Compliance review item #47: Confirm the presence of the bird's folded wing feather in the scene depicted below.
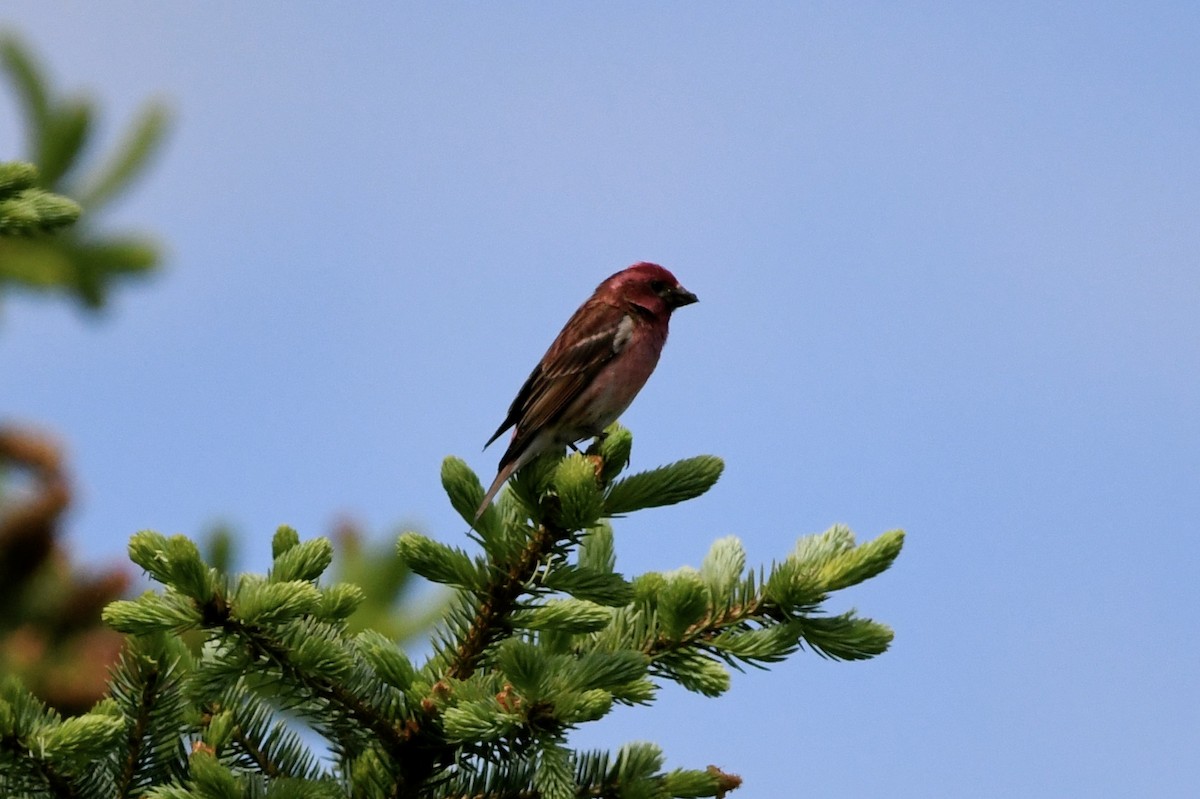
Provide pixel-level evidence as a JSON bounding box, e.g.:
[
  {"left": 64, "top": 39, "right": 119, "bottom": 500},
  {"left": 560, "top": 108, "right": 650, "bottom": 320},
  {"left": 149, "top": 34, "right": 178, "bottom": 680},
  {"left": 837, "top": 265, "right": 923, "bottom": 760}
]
[{"left": 486, "top": 298, "right": 625, "bottom": 455}]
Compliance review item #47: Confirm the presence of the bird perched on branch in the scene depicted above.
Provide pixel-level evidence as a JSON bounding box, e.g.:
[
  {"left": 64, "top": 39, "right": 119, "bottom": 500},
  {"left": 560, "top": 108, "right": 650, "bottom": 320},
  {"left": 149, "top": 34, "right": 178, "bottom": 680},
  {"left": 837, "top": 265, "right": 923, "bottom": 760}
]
[{"left": 476, "top": 262, "right": 698, "bottom": 521}]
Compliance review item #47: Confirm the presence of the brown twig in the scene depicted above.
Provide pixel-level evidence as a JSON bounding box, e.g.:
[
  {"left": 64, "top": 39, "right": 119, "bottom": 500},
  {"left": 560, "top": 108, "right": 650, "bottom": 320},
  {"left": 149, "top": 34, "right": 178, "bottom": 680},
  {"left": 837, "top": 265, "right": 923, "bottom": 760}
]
[
  {"left": 446, "top": 519, "right": 568, "bottom": 682},
  {"left": 0, "top": 424, "right": 131, "bottom": 713},
  {"left": 0, "top": 425, "right": 70, "bottom": 597}
]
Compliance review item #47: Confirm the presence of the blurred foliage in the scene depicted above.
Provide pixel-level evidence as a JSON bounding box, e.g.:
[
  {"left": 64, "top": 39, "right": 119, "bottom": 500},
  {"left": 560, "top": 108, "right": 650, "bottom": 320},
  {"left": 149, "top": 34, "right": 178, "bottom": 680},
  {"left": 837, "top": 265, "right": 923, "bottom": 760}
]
[
  {"left": 0, "top": 32, "right": 169, "bottom": 309},
  {"left": 0, "top": 31, "right": 172, "bottom": 716},
  {"left": 0, "top": 426, "right": 130, "bottom": 716}
]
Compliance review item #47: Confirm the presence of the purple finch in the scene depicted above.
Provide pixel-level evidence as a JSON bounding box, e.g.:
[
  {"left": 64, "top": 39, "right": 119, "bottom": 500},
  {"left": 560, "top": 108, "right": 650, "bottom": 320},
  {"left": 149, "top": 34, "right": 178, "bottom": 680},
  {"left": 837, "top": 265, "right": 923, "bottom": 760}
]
[{"left": 476, "top": 262, "right": 698, "bottom": 521}]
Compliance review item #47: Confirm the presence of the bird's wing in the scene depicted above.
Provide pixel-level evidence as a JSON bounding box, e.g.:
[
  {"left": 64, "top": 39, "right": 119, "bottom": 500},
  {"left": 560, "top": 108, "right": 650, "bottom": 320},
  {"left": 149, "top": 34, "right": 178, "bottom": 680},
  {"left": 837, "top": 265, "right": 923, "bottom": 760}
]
[{"left": 485, "top": 297, "right": 626, "bottom": 456}]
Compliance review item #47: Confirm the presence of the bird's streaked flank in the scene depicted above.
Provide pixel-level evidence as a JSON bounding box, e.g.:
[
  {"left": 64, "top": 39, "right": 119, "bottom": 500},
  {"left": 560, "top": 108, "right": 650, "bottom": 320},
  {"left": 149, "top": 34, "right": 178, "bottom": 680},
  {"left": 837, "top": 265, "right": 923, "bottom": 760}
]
[{"left": 476, "top": 262, "right": 698, "bottom": 520}]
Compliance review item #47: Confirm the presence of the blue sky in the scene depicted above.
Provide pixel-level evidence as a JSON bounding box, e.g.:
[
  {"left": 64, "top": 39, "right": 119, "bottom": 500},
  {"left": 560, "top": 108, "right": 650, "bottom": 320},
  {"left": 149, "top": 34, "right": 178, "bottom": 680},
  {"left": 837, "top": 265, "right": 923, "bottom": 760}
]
[{"left": 2, "top": 3, "right": 1198, "bottom": 796}]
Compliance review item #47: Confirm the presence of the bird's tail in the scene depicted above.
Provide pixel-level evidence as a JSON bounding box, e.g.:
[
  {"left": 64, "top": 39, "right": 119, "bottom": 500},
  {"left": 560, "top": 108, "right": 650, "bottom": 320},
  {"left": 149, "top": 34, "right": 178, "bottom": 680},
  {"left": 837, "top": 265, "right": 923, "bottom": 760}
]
[{"left": 474, "top": 458, "right": 521, "bottom": 523}]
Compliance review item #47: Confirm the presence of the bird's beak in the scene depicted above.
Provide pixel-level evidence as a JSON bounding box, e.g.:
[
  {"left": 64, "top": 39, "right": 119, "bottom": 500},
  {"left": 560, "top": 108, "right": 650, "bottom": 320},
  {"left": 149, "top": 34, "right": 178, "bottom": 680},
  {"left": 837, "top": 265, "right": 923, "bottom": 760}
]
[{"left": 668, "top": 286, "right": 699, "bottom": 308}]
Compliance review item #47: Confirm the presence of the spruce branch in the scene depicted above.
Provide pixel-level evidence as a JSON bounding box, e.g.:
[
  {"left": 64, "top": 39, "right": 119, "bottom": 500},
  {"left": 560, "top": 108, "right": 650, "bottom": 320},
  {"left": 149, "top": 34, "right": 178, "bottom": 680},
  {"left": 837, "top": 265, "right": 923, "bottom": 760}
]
[
  {"left": 445, "top": 517, "right": 570, "bottom": 682},
  {"left": 106, "top": 531, "right": 437, "bottom": 795},
  {"left": 631, "top": 529, "right": 905, "bottom": 690},
  {"left": 115, "top": 671, "right": 158, "bottom": 792},
  {"left": 220, "top": 618, "right": 401, "bottom": 746},
  {"left": 0, "top": 732, "right": 81, "bottom": 799},
  {"left": 107, "top": 636, "right": 191, "bottom": 795},
  {"left": 196, "top": 672, "right": 329, "bottom": 785},
  {"left": 50, "top": 423, "right": 902, "bottom": 797},
  {"left": 204, "top": 608, "right": 436, "bottom": 794},
  {"left": 388, "top": 424, "right": 902, "bottom": 796},
  {"left": 0, "top": 676, "right": 125, "bottom": 798}
]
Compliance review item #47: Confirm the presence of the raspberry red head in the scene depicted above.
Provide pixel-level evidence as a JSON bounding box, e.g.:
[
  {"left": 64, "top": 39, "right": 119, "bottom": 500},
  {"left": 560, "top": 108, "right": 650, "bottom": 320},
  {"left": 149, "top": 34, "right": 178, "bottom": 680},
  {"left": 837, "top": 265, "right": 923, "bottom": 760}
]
[{"left": 600, "top": 262, "right": 699, "bottom": 317}]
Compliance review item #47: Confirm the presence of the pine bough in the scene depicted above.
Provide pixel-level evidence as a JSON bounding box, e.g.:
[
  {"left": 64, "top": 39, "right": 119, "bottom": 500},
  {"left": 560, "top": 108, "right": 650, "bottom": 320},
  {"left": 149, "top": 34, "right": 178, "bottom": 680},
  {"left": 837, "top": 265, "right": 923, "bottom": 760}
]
[{"left": 0, "top": 424, "right": 904, "bottom": 798}]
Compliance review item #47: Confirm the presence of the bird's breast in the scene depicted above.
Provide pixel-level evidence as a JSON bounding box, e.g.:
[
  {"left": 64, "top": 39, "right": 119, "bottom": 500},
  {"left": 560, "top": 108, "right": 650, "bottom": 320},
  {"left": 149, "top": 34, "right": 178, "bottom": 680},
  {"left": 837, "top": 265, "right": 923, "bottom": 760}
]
[{"left": 556, "top": 319, "right": 666, "bottom": 441}]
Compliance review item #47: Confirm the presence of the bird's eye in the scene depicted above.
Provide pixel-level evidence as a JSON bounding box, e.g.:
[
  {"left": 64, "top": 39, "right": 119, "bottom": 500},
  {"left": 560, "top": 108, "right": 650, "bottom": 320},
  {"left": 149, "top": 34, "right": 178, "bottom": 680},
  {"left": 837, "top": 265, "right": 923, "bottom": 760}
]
[{"left": 649, "top": 279, "right": 668, "bottom": 293}]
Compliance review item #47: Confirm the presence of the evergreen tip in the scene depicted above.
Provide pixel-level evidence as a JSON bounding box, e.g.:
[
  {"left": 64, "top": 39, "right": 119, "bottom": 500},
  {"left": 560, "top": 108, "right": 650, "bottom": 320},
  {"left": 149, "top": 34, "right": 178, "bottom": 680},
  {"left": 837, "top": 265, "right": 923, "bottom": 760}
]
[
  {"left": 552, "top": 453, "right": 604, "bottom": 529},
  {"left": 269, "top": 536, "right": 334, "bottom": 583},
  {"left": 0, "top": 161, "right": 38, "bottom": 194},
  {"left": 604, "top": 455, "right": 724, "bottom": 516},
  {"left": 127, "top": 530, "right": 215, "bottom": 601},
  {"left": 593, "top": 423, "right": 633, "bottom": 484},
  {"left": 658, "top": 569, "right": 710, "bottom": 640},
  {"left": 272, "top": 525, "right": 301, "bottom": 558},
  {"left": 396, "top": 531, "right": 481, "bottom": 590},
  {"left": 441, "top": 455, "right": 487, "bottom": 526}
]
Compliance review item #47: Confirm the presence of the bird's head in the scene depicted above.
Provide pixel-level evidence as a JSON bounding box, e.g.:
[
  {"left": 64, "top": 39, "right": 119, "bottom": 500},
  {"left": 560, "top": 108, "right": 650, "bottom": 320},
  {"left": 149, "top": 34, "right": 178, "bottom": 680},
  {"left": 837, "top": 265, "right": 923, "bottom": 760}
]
[{"left": 605, "top": 262, "right": 698, "bottom": 316}]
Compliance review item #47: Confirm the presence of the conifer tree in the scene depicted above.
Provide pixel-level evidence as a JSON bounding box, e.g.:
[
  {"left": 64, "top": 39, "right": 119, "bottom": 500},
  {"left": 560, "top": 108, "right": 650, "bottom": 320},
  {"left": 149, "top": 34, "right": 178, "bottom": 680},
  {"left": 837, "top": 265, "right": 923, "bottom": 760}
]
[{"left": 0, "top": 425, "right": 904, "bottom": 798}]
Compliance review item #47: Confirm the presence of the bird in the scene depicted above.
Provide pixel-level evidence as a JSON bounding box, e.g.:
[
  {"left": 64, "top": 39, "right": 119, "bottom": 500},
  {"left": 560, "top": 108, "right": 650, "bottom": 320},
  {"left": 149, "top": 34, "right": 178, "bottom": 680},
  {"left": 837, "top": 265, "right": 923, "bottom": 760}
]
[{"left": 475, "top": 262, "right": 698, "bottom": 521}]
